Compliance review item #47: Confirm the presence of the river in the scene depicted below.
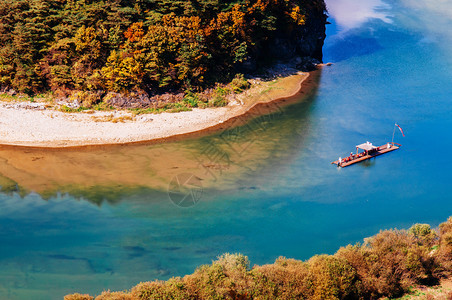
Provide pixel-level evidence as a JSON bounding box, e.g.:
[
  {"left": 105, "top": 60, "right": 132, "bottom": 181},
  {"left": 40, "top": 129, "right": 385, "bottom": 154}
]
[{"left": 0, "top": 0, "right": 451, "bottom": 298}]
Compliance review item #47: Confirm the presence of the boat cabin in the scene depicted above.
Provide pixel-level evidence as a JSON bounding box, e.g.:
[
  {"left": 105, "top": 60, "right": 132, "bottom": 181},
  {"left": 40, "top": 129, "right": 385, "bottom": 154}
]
[{"left": 356, "top": 141, "right": 377, "bottom": 155}]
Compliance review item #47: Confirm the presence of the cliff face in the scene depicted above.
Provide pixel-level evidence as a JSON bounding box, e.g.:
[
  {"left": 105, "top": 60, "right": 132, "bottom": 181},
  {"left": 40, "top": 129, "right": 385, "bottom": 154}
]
[
  {"left": 294, "top": 1, "right": 328, "bottom": 62},
  {"left": 241, "top": 0, "right": 327, "bottom": 72}
]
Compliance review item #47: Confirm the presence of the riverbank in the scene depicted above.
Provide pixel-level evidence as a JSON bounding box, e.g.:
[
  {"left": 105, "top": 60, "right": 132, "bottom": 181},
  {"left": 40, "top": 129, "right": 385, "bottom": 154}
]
[{"left": 0, "top": 70, "right": 317, "bottom": 148}]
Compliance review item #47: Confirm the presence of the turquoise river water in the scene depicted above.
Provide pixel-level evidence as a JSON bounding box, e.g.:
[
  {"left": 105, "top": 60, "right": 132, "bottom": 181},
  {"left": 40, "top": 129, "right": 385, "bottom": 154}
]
[{"left": 0, "top": 0, "right": 451, "bottom": 298}]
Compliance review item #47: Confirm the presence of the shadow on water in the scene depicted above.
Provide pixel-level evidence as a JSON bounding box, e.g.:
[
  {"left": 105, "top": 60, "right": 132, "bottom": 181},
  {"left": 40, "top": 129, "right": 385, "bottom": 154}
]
[
  {"left": 0, "top": 70, "right": 322, "bottom": 205},
  {"left": 358, "top": 158, "right": 376, "bottom": 168},
  {"left": 326, "top": 33, "right": 383, "bottom": 62}
]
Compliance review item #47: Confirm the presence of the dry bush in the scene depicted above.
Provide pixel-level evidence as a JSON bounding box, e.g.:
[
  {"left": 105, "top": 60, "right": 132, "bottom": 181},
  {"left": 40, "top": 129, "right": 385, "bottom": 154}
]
[
  {"left": 130, "top": 281, "right": 168, "bottom": 299},
  {"left": 251, "top": 255, "right": 358, "bottom": 300},
  {"left": 75, "top": 91, "right": 102, "bottom": 108},
  {"left": 230, "top": 74, "right": 250, "bottom": 94},
  {"left": 184, "top": 264, "right": 228, "bottom": 299},
  {"left": 64, "top": 293, "right": 94, "bottom": 300},
  {"left": 337, "top": 229, "right": 439, "bottom": 299},
  {"left": 409, "top": 223, "right": 438, "bottom": 247},
  {"left": 129, "top": 278, "right": 192, "bottom": 299},
  {"left": 54, "top": 88, "right": 70, "bottom": 99},
  {"left": 251, "top": 257, "right": 309, "bottom": 299},
  {"left": 183, "top": 253, "right": 251, "bottom": 300},
  {"left": 336, "top": 244, "right": 376, "bottom": 298},
  {"left": 162, "top": 277, "right": 192, "bottom": 300},
  {"left": 305, "top": 255, "right": 358, "bottom": 300},
  {"left": 368, "top": 230, "right": 436, "bottom": 289},
  {"left": 95, "top": 290, "right": 132, "bottom": 300},
  {"left": 438, "top": 217, "right": 452, "bottom": 273}
]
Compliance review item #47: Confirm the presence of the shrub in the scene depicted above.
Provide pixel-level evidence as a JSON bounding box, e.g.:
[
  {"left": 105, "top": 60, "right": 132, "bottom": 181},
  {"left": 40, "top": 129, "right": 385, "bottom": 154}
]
[
  {"left": 64, "top": 294, "right": 93, "bottom": 300},
  {"left": 230, "top": 74, "right": 250, "bottom": 94},
  {"left": 130, "top": 281, "right": 169, "bottom": 299},
  {"left": 206, "top": 86, "right": 229, "bottom": 107},
  {"left": 184, "top": 263, "right": 228, "bottom": 299},
  {"left": 409, "top": 223, "right": 437, "bottom": 247},
  {"left": 95, "top": 291, "right": 132, "bottom": 300},
  {"left": 211, "top": 95, "right": 228, "bottom": 107},
  {"left": 337, "top": 229, "right": 439, "bottom": 299},
  {"left": 305, "top": 255, "right": 358, "bottom": 300},
  {"left": 215, "top": 86, "right": 229, "bottom": 97},
  {"left": 183, "top": 90, "right": 199, "bottom": 108},
  {"left": 211, "top": 95, "right": 226, "bottom": 107},
  {"left": 183, "top": 253, "right": 250, "bottom": 299},
  {"left": 216, "top": 253, "right": 250, "bottom": 272},
  {"left": 129, "top": 278, "right": 191, "bottom": 300},
  {"left": 163, "top": 277, "right": 192, "bottom": 300},
  {"left": 75, "top": 91, "right": 102, "bottom": 108},
  {"left": 335, "top": 245, "right": 370, "bottom": 297},
  {"left": 438, "top": 217, "right": 452, "bottom": 272},
  {"left": 251, "top": 257, "right": 309, "bottom": 299}
]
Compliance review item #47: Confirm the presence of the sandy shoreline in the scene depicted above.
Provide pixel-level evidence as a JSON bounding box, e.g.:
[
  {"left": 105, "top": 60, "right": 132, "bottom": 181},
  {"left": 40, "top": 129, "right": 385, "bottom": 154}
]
[{"left": 0, "top": 71, "right": 314, "bottom": 148}]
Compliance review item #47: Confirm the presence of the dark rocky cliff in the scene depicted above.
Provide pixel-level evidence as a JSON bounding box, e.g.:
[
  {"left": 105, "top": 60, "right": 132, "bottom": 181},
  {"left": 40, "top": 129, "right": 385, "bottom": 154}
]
[{"left": 240, "top": 0, "right": 327, "bottom": 72}]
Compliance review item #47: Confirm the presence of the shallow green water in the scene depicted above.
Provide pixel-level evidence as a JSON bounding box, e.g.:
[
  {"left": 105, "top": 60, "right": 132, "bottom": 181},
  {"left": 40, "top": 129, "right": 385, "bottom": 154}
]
[{"left": 1, "top": 0, "right": 452, "bottom": 298}]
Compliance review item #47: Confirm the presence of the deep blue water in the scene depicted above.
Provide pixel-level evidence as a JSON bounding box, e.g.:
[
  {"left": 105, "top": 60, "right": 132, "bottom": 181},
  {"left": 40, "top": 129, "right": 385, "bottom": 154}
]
[{"left": 1, "top": 0, "right": 452, "bottom": 298}]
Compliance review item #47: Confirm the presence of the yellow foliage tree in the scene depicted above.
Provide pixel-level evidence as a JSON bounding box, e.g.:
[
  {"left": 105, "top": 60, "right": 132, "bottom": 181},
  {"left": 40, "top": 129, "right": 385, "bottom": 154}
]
[{"left": 102, "top": 50, "right": 144, "bottom": 92}]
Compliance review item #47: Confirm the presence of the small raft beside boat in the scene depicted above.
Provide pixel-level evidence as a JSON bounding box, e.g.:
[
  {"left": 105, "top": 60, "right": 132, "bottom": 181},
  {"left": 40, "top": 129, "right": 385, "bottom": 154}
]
[{"left": 331, "top": 142, "right": 401, "bottom": 168}]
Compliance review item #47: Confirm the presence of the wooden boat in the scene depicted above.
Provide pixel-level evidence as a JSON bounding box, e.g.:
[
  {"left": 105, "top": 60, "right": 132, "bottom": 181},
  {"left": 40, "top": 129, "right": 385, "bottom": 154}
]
[{"left": 331, "top": 142, "right": 401, "bottom": 168}]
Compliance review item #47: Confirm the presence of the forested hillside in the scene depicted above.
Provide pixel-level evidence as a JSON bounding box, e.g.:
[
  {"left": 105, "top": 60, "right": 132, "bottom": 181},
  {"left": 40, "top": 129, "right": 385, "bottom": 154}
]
[{"left": 0, "top": 0, "right": 326, "bottom": 103}]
